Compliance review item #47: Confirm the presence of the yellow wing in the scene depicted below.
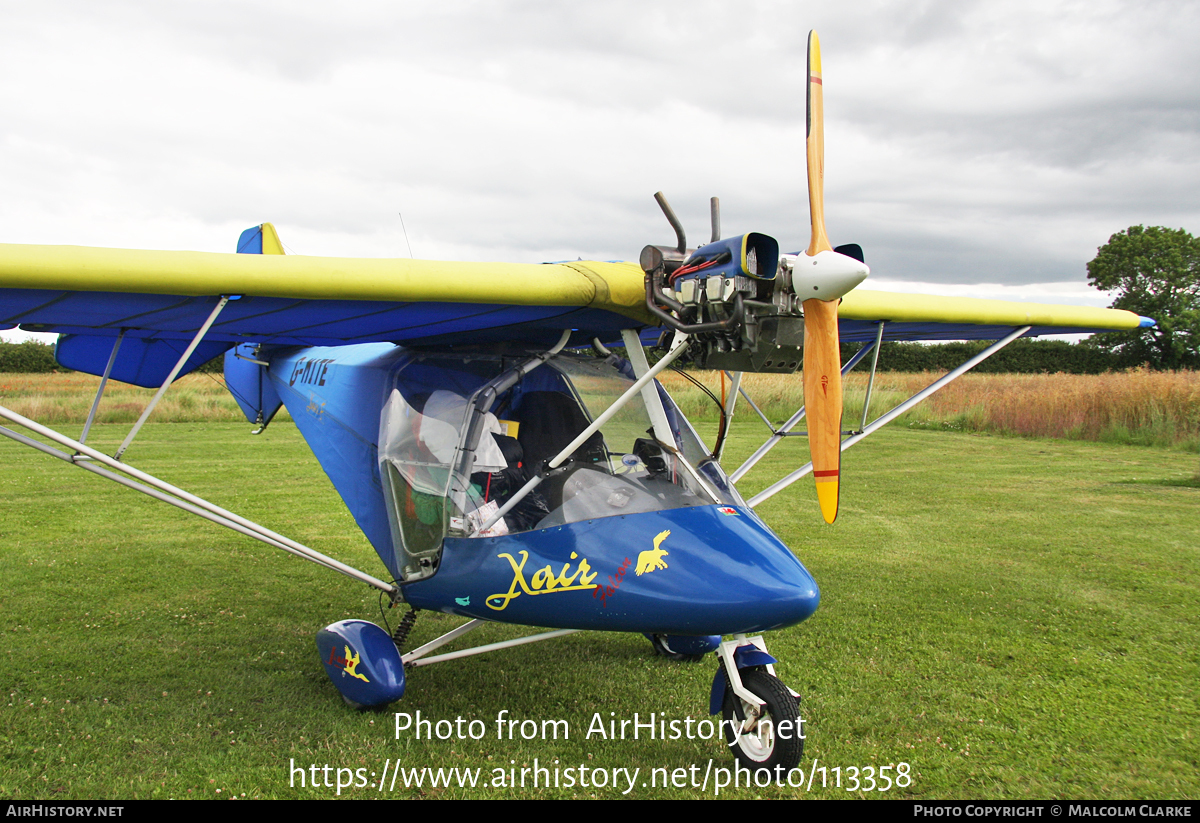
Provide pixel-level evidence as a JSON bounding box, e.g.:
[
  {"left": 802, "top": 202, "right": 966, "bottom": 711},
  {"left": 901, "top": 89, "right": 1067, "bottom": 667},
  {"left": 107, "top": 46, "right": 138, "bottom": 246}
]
[{"left": 838, "top": 289, "right": 1149, "bottom": 336}]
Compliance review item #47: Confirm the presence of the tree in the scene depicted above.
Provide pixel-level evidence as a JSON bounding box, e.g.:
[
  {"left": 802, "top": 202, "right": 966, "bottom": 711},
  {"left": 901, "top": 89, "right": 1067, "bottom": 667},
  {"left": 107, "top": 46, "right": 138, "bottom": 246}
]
[{"left": 1085, "top": 225, "right": 1200, "bottom": 369}]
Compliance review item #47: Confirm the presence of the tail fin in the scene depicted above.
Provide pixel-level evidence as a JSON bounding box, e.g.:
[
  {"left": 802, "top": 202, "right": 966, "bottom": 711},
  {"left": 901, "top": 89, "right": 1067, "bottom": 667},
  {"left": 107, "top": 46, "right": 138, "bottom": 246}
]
[
  {"left": 235, "top": 222, "right": 285, "bottom": 255},
  {"left": 226, "top": 223, "right": 284, "bottom": 431}
]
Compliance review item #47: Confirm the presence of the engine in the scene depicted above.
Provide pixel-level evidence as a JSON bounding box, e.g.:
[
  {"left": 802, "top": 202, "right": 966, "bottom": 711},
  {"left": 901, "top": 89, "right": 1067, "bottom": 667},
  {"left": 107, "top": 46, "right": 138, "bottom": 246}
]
[{"left": 640, "top": 193, "right": 869, "bottom": 373}]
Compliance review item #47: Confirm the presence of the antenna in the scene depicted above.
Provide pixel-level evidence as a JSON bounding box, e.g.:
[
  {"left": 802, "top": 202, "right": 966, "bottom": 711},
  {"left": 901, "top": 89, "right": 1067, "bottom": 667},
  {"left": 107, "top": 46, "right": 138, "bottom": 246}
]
[{"left": 398, "top": 212, "right": 414, "bottom": 259}]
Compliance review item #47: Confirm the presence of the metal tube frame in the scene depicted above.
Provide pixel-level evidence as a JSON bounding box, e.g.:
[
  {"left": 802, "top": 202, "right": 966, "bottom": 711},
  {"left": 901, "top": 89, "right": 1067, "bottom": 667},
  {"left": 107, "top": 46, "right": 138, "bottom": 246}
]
[
  {"left": 478, "top": 335, "right": 691, "bottom": 532},
  {"left": 547, "top": 335, "right": 689, "bottom": 471},
  {"left": 745, "top": 326, "right": 1031, "bottom": 507},
  {"left": 402, "top": 619, "right": 579, "bottom": 667},
  {"left": 736, "top": 383, "right": 777, "bottom": 433},
  {"left": 115, "top": 297, "right": 230, "bottom": 461},
  {"left": 715, "top": 370, "right": 742, "bottom": 462},
  {"left": 1, "top": 425, "right": 354, "bottom": 579},
  {"left": 79, "top": 329, "right": 126, "bottom": 447},
  {"left": 446, "top": 330, "right": 572, "bottom": 516},
  {"left": 857, "top": 322, "right": 886, "bottom": 433},
  {"left": 730, "top": 339, "right": 878, "bottom": 483},
  {"left": 621, "top": 328, "right": 674, "bottom": 446},
  {"left": 0, "top": 403, "right": 398, "bottom": 596}
]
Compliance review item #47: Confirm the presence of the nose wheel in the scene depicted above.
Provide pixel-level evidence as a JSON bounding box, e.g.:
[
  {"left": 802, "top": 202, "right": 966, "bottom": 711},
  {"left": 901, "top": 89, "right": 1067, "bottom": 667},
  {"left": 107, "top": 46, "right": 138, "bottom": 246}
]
[{"left": 722, "top": 668, "right": 803, "bottom": 775}]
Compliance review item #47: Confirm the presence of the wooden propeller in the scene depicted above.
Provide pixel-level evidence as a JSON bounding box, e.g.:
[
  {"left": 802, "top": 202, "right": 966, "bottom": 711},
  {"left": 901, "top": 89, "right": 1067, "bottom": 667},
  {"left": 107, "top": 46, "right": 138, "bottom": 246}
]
[{"left": 803, "top": 30, "right": 843, "bottom": 524}]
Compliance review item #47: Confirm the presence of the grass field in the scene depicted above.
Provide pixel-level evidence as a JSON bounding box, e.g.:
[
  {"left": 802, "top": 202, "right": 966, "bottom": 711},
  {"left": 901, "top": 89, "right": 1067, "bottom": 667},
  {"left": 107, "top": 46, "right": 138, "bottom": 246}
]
[{"left": 1, "top": 413, "right": 1196, "bottom": 799}]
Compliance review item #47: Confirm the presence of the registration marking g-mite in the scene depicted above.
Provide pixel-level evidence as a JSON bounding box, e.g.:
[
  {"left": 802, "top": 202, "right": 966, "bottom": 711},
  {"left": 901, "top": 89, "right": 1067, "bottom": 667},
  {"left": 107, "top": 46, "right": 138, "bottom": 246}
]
[{"left": 289, "top": 357, "right": 335, "bottom": 387}]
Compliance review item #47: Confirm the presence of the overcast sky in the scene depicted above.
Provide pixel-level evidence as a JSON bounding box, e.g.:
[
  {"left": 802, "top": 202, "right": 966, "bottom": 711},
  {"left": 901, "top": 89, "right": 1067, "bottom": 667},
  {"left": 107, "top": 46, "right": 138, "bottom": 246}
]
[{"left": 3, "top": 0, "right": 1198, "bottom": 342}]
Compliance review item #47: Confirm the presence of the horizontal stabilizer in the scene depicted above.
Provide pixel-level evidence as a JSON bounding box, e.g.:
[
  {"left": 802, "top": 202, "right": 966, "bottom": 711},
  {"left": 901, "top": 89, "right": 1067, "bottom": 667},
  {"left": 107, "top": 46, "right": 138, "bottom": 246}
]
[{"left": 55, "top": 333, "right": 231, "bottom": 388}]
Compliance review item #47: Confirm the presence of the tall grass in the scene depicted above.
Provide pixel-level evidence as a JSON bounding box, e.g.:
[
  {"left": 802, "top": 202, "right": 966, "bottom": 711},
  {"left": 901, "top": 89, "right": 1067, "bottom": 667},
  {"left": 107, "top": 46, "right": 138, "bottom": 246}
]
[
  {"left": 0, "top": 372, "right": 286, "bottom": 426},
  {"left": 2, "top": 369, "right": 1196, "bottom": 451},
  {"left": 660, "top": 368, "right": 1200, "bottom": 452},
  {"left": 895, "top": 369, "right": 1200, "bottom": 449}
]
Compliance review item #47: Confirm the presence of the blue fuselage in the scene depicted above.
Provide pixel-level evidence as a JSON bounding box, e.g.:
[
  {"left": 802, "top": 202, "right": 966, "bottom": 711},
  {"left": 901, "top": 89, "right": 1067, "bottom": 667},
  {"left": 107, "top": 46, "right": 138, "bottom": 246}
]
[{"left": 263, "top": 344, "right": 819, "bottom": 636}]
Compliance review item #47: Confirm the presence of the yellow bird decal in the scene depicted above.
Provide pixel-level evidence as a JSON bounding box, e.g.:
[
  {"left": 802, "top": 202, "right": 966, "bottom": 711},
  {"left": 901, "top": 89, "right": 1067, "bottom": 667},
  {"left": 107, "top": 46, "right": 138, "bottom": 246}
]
[
  {"left": 636, "top": 530, "right": 671, "bottom": 576},
  {"left": 342, "top": 645, "right": 370, "bottom": 682}
]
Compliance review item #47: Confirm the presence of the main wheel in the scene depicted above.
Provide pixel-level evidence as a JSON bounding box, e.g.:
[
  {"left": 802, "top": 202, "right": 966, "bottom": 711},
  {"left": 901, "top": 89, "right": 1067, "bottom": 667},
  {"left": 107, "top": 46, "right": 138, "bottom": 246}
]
[{"left": 721, "top": 668, "right": 803, "bottom": 776}]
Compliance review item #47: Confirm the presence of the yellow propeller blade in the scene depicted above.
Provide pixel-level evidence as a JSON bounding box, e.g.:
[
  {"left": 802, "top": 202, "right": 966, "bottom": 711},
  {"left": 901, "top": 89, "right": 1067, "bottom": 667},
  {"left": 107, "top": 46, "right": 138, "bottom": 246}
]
[
  {"left": 803, "top": 30, "right": 843, "bottom": 524},
  {"left": 803, "top": 297, "right": 841, "bottom": 523},
  {"left": 806, "top": 31, "right": 831, "bottom": 259}
]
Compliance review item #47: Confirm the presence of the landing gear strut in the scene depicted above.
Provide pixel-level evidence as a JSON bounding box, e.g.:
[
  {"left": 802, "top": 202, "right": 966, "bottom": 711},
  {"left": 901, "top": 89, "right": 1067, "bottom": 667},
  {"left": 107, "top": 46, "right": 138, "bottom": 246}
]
[
  {"left": 722, "top": 668, "right": 803, "bottom": 775},
  {"left": 712, "top": 635, "right": 804, "bottom": 776}
]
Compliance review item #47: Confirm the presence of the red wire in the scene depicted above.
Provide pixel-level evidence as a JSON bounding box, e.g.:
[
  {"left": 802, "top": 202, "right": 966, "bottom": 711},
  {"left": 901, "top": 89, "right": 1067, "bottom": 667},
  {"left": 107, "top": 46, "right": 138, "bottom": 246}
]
[{"left": 669, "top": 257, "right": 719, "bottom": 284}]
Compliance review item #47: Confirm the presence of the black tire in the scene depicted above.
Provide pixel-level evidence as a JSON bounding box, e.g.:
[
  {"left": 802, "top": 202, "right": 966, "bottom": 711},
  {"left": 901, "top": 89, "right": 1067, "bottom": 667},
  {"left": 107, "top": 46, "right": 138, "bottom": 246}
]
[
  {"left": 646, "top": 633, "right": 707, "bottom": 663},
  {"left": 721, "top": 668, "right": 803, "bottom": 776}
]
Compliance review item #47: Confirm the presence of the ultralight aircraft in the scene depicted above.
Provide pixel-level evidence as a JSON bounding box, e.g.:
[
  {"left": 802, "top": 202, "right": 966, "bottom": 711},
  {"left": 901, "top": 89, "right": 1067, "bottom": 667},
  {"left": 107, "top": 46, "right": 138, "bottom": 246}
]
[{"left": 0, "top": 33, "right": 1152, "bottom": 775}]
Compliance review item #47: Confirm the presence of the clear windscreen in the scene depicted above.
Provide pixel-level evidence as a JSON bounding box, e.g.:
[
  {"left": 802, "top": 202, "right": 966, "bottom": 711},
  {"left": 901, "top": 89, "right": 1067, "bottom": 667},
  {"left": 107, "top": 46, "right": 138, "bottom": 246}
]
[
  {"left": 377, "top": 350, "right": 742, "bottom": 568},
  {"left": 487, "top": 355, "right": 740, "bottom": 533}
]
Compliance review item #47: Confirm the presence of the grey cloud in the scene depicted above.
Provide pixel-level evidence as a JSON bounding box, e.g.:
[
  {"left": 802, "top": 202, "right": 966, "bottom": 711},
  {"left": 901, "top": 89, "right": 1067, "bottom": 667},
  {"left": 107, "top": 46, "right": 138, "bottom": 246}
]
[{"left": 1, "top": 0, "right": 1197, "bottom": 295}]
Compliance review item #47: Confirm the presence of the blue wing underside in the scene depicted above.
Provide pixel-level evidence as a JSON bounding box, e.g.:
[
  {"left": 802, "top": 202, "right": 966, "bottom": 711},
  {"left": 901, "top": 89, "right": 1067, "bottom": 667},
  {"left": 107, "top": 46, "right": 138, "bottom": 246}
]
[
  {"left": 2, "top": 285, "right": 1129, "bottom": 389},
  {"left": 4, "top": 288, "right": 1122, "bottom": 348},
  {"left": 2, "top": 288, "right": 638, "bottom": 386},
  {"left": 2, "top": 289, "right": 631, "bottom": 347}
]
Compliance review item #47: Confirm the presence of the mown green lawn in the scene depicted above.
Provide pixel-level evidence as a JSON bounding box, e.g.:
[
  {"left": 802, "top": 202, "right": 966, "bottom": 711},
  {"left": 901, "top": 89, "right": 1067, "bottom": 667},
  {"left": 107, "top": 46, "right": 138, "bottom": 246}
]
[{"left": 0, "top": 422, "right": 1196, "bottom": 799}]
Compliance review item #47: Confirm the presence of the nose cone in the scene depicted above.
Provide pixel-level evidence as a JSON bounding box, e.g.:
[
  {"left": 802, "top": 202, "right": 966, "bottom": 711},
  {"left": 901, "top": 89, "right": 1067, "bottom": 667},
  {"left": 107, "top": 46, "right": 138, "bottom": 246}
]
[
  {"left": 625, "top": 505, "right": 819, "bottom": 635},
  {"left": 408, "top": 505, "right": 819, "bottom": 636},
  {"left": 790, "top": 249, "right": 869, "bottom": 301}
]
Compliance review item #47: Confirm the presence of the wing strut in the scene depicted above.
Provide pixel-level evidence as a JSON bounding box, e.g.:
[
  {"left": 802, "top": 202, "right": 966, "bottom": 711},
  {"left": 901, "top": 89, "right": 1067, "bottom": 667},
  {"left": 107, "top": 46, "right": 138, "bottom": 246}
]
[
  {"left": 857, "top": 321, "right": 886, "bottom": 433},
  {"left": 114, "top": 296, "right": 231, "bottom": 461},
  {"left": 0, "top": 403, "right": 398, "bottom": 597},
  {"left": 621, "top": 328, "right": 676, "bottom": 446},
  {"left": 745, "top": 326, "right": 1031, "bottom": 507},
  {"left": 78, "top": 329, "right": 126, "bottom": 447},
  {"left": 730, "top": 337, "right": 881, "bottom": 483}
]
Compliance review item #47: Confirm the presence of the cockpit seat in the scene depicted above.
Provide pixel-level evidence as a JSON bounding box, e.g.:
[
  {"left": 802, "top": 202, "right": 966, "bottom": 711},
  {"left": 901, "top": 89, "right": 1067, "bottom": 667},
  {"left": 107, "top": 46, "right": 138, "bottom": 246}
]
[
  {"left": 510, "top": 391, "right": 606, "bottom": 469},
  {"left": 509, "top": 390, "right": 608, "bottom": 510}
]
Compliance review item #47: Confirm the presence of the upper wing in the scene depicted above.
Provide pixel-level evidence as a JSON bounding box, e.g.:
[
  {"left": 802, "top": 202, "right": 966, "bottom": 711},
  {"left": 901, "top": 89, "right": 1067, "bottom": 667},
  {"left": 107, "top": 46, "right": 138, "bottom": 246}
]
[
  {"left": 837, "top": 288, "right": 1152, "bottom": 341},
  {"left": 0, "top": 240, "right": 1148, "bottom": 344},
  {"left": 0, "top": 241, "right": 651, "bottom": 349},
  {"left": 0, "top": 233, "right": 1151, "bottom": 386}
]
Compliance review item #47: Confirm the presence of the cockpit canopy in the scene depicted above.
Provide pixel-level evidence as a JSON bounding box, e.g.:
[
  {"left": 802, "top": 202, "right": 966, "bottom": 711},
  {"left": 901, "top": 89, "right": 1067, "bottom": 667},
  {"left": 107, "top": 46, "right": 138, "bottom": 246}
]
[{"left": 378, "top": 350, "right": 743, "bottom": 580}]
